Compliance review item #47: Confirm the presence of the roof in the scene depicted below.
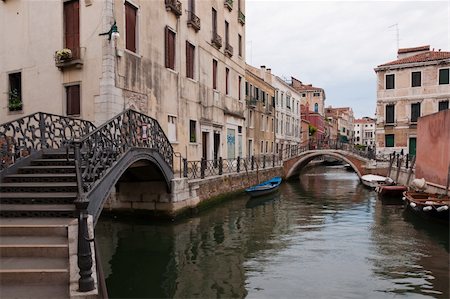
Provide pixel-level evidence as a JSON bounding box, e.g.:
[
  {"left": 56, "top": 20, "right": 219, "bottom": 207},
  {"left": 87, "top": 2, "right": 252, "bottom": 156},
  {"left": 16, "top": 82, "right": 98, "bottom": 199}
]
[
  {"left": 354, "top": 118, "right": 375, "bottom": 124},
  {"left": 397, "top": 45, "right": 430, "bottom": 54},
  {"left": 378, "top": 50, "right": 450, "bottom": 67},
  {"left": 292, "top": 84, "right": 324, "bottom": 92}
]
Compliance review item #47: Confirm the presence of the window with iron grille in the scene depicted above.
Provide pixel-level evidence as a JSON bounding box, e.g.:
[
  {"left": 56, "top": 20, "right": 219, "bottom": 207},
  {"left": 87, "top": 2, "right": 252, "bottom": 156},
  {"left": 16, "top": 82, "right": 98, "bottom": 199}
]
[
  {"left": 386, "top": 74, "right": 395, "bottom": 89},
  {"left": 438, "top": 100, "right": 449, "bottom": 111}
]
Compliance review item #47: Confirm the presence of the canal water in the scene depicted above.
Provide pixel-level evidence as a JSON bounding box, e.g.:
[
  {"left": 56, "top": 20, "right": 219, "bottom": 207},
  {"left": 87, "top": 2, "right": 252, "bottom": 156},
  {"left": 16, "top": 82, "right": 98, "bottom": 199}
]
[{"left": 96, "top": 166, "right": 449, "bottom": 298}]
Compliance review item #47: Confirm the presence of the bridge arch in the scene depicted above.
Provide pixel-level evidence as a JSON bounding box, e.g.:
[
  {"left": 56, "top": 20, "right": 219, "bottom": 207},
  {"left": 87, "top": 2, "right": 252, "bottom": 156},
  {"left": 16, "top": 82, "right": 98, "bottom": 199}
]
[
  {"left": 284, "top": 150, "right": 367, "bottom": 180},
  {"left": 86, "top": 148, "right": 174, "bottom": 223}
]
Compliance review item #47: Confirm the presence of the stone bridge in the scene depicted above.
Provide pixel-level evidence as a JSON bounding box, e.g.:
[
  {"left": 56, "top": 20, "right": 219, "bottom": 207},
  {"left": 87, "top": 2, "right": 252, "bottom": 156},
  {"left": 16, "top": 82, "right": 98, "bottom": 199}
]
[{"left": 283, "top": 149, "right": 372, "bottom": 179}]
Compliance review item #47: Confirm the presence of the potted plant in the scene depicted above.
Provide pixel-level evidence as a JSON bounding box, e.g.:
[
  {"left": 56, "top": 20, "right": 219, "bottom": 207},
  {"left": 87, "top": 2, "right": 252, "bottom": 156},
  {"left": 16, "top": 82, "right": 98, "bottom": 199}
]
[
  {"left": 55, "top": 48, "right": 73, "bottom": 63},
  {"left": 8, "top": 88, "right": 22, "bottom": 111}
]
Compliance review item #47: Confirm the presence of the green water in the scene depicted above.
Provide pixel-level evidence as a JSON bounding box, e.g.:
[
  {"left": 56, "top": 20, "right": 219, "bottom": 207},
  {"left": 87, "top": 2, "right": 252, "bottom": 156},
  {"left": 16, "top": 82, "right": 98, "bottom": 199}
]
[{"left": 96, "top": 166, "right": 449, "bottom": 298}]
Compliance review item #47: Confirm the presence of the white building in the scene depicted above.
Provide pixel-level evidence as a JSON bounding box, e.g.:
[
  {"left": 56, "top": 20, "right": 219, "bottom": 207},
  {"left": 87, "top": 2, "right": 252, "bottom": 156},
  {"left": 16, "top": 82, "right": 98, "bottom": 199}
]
[{"left": 354, "top": 117, "right": 376, "bottom": 147}]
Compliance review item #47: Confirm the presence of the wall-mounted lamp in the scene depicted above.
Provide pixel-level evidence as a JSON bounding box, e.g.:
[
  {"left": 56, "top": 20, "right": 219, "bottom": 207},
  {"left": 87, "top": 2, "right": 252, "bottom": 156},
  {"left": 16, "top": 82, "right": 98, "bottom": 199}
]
[{"left": 99, "top": 21, "right": 119, "bottom": 41}]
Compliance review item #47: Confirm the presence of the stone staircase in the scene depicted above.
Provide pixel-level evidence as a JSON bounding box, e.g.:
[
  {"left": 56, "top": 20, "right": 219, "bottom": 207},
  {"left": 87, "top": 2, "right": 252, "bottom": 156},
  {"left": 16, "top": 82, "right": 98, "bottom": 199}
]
[{"left": 0, "top": 150, "right": 84, "bottom": 298}]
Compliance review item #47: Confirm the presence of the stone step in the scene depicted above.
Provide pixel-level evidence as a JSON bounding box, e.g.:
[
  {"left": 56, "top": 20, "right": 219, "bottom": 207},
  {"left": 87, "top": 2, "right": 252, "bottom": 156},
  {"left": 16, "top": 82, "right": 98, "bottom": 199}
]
[
  {"left": 42, "top": 152, "right": 75, "bottom": 160},
  {"left": 0, "top": 182, "right": 78, "bottom": 193},
  {"left": 0, "top": 204, "right": 77, "bottom": 218},
  {"left": 0, "top": 218, "right": 74, "bottom": 236},
  {"left": 3, "top": 173, "right": 77, "bottom": 183},
  {"left": 30, "top": 158, "right": 75, "bottom": 167},
  {"left": 18, "top": 165, "right": 78, "bottom": 174},
  {"left": 0, "top": 257, "right": 68, "bottom": 284},
  {"left": 0, "top": 235, "right": 68, "bottom": 257},
  {"left": 0, "top": 282, "right": 69, "bottom": 299},
  {"left": 0, "top": 192, "right": 77, "bottom": 205}
]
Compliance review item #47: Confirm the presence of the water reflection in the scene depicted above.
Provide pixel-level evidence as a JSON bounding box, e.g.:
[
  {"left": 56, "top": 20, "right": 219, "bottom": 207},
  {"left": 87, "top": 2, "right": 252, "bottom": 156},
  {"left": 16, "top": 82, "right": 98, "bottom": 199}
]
[{"left": 96, "top": 166, "right": 449, "bottom": 298}]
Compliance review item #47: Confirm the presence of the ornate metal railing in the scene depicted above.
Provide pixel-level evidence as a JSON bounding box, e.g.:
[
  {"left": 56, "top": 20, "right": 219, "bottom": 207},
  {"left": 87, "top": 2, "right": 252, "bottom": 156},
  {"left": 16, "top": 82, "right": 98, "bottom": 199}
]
[
  {"left": 73, "top": 109, "right": 173, "bottom": 192},
  {"left": 0, "top": 112, "right": 95, "bottom": 171},
  {"left": 184, "top": 155, "right": 282, "bottom": 180},
  {"left": 187, "top": 11, "right": 201, "bottom": 31},
  {"left": 165, "top": 0, "right": 182, "bottom": 16}
]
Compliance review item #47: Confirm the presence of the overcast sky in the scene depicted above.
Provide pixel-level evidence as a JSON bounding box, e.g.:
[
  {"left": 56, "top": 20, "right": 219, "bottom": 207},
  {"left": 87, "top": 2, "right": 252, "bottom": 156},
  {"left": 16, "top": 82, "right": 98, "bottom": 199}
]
[{"left": 245, "top": 0, "right": 450, "bottom": 118}]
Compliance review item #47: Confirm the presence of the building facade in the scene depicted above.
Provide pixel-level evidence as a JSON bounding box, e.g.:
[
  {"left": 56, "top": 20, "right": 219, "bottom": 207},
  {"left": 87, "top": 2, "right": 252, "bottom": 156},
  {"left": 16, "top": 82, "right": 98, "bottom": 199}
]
[
  {"left": 354, "top": 117, "right": 376, "bottom": 147},
  {"left": 1, "top": 0, "right": 247, "bottom": 163},
  {"left": 374, "top": 45, "right": 450, "bottom": 156},
  {"left": 245, "top": 64, "right": 275, "bottom": 157},
  {"left": 324, "top": 106, "right": 354, "bottom": 144},
  {"left": 291, "top": 76, "right": 326, "bottom": 116}
]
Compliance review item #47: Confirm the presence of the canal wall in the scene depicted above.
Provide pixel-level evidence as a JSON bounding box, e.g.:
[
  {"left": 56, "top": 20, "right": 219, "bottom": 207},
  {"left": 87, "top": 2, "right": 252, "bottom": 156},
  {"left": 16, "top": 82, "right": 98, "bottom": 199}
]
[
  {"left": 103, "top": 166, "right": 283, "bottom": 218},
  {"left": 389, "top": 165, "right": 449, "bottom": 195}
]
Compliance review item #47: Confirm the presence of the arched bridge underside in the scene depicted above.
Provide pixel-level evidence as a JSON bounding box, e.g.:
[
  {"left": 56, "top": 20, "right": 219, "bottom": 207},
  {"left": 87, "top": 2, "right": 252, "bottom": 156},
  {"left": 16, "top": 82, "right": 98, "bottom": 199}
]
[
  {"left": 86, "top": 148, "right": 174, "bottom": 223},
  {"left": 284, "top": 150, "right": 370, "bottom": 179}
]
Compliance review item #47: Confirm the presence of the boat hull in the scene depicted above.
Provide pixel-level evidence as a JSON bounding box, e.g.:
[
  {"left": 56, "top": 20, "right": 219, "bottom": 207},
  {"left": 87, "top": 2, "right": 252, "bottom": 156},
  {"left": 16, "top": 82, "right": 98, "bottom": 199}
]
[
  {"left": 245, "top": 177, "right": 282, "bottom": 198},
  {"left": 377, "top": 185, "right": 408, "bottom": 204},
  {"left": 403, "top": 191, "right": 449, "bottom": 223}
]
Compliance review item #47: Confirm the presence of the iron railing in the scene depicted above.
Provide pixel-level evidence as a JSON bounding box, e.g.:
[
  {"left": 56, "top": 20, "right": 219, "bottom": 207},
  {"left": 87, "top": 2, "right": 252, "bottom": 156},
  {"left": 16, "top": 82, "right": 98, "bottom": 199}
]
[
  {"left": 184, "top": 155, "right": 282, "bottom": 180},
  {"left": 0, "top": 112, "right": 95, "bottom": 172},
  {"left": 73, "top": 109, "right": 174, "bottom": 192}
]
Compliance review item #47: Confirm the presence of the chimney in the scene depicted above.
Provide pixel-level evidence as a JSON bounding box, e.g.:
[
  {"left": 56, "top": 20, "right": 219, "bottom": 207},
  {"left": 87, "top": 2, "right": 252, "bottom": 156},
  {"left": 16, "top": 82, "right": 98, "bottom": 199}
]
[{"left": 267, "top": 68, "right": 271, "bottom": 74}]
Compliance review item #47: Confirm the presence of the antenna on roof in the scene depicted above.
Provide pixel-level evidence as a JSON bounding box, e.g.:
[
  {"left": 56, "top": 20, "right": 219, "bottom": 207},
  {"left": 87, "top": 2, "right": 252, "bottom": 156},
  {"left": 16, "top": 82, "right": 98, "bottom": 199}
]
[{"left": 388, "top": 23, "right": 400, "bottom": 52}]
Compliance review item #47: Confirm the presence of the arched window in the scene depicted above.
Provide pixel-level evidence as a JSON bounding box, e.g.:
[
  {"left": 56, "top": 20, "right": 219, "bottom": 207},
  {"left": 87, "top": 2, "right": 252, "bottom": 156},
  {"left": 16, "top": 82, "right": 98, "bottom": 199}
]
[{"left": 314, "top": 103, "right": 319, "bottom": 113}]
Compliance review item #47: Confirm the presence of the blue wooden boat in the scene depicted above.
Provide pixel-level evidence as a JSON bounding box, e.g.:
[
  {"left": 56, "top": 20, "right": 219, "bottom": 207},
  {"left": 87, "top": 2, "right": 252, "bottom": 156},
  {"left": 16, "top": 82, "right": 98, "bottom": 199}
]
[{"left": 245, "top": 177, "right": 282, "bottom": 197}]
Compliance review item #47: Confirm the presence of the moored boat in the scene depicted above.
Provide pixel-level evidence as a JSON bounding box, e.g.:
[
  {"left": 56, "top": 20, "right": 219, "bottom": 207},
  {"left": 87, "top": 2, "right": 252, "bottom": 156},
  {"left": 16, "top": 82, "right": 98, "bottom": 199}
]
[
  {"left": 376, "top": 185, "right": 408, "bottom": 204},
  {"left": 245, "top": 177, "right": 282, "bottom": 197},
  {"left": 403, "top": 191, "right": 449, "bottom": 223},
  {"left": 361, "top": 174, "right": 394, "bottom": 189}
]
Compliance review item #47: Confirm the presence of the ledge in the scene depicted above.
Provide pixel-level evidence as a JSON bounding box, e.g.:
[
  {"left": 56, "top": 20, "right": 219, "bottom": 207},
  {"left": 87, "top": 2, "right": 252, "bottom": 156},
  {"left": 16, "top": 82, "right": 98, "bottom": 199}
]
[{"left": 55, "top": 59, "right": 83, "bottom": 71}]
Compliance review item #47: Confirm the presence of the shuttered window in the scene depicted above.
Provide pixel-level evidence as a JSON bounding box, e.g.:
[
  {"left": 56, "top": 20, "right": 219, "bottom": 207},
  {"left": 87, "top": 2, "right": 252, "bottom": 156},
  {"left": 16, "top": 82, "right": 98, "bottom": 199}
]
[
  {"left": 165, "top": 27, "right": 176, "bottom": 70},
  {"left": 438, "top": 100, "right": 449, "bottom": 111},
  {"left": 411, "top": 103, "right": 421, "bottom": 122},
  {"left": 411, "top": 71, "right": 421, "bottom": 87},
  {"left": 125, "top": 2, "right": 137, "bottom": 53},
  {"left": 212, "top": 8, "right": 217, "bottom": 35},
  {"left": 66, "top": 85, "right": 80, "bottom": 116},
  {"left": 212, "top": 59, "right": 218, "bottom": 89},
  {"left": 386, "top": 74, "right": 395, "bottom": 89},
  {"left": 385, "top": 134, "right": 394, "bottom": 147},
  {"left": 385, "top": 104, "right": 395, "bottom": 124},
  {"left": 439, "top": 68, "right": 449, "bottom": 85},
  {"left": 225, "top": 68, "right": 230, "bottom": 95},
  {"left": 64, "top": 0, "right": 80, "bottom": 59},
  {"left": 186, "top": 41, "right": 195, "bottom": 79}
]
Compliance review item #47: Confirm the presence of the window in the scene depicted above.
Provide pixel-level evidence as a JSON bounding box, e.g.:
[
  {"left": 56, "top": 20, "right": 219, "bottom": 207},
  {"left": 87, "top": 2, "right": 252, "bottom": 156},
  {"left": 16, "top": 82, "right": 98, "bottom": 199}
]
[
  {"left": 260, "top": 141, "right": 264, "bottom": 154},
  {"left": 385, "top": 104, "right": 395, "bottom": 124},
  {"left": 64, "top": 0, "right": 80, "bottom": 58},
  {"left": 245, "top": 81, "right": 249, "bottom": 96},
  {"left": 212, "top": 59, "right": 218, "bottom": 89},
  {"left": 261, "top": 115, "right": 264, "bottom": 131},
  {"left": 265, "top": 141, "right": 268, "bottom": 153},
  {"left": 189, "top": 120, "right": 197, "bottom": 142},
  {"left": 238, "top": 76, "right": 242, "bottom": 100},
  {"left": 66, "top": 85, "right": 80, "bottom": 115},
  {"left": 168, "top": 115, "right": 177, "bottom": 142},
  {"left": 186, "top": 41, "right": 195, "bottom": 79},
  {"left": 225, "top": 21, "right": 229, "bottom": 45},
  {"left": 438, "top": 100, "right": 449, "bottom": 111},
  {"left": 249, "top": 110, "right": 253, "bottom": 127},
  {"left": 302, "top": 93, "right": 306, "bottom": 97},
  {"left": 8, "top": 72, "right": 22, "bottom": 111},
  {"left": 255, "top": 87, "right": 259, "bottom": 100},
  {"left": 386, "top": 74, "right": 395, "bottom": 89},
  {"left": 411, "top": 103, "right": 421, "bottom": 123},
  {"left": 188, "top": 0, "right": 195, "bottom": 13},
  {"left": 225, "top": 68, "right": 230, "bottom": 95},
  {"left": 411, "top": 71, "right": 421, "bottom": 87},
  {"left": 238, "top": 34, "right": 242, "bottom": 56},
  {"left": 165, "top": 27, "right": 176, "bottom": 70},
  {"left": 439, "top": 68, "right": 449, "bottom": 85},
  {"left": 125, "top": 2, "right": 137, "bottom": 53},
  {"left": 314, "top": 103, "right": 319, "bottom": 113},
  {"left": 212, "top": 8, "right": 217, "bottom": 35},
  {"left": 385, "top": 134, "right": 394, "bottom": 147},
  {"left": 313, "top": 92, "right": 320, "bottom": 97}
]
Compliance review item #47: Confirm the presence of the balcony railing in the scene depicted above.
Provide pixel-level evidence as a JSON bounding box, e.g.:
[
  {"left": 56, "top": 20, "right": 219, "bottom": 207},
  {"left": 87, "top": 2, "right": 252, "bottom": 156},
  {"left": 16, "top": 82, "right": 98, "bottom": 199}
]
[
  {"left": 225, "top": 43, "right": 233, "bottom": 57},
  {"left": 165, "top": 0, "right": 182, "bottom": 17},
  {"left": 238, "top": 10, "right": 245, "bottom": 25},
  {"left": 212, "top": 32, "right": 222, "bottom": 49},
  {"left": 246, "top": 96, "right": 257, "bottom": 107},
  {"left": 187, "top": 11, "right": 200, "bottom": 31},
  {"left": 224, "top": 0, "right": 233, "bottom": 11}
]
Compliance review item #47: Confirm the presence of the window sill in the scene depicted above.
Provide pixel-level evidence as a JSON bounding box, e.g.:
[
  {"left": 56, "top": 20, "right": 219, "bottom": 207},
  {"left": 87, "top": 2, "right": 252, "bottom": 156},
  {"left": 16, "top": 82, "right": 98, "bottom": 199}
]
[
  {"left": 7, "top": 109, "right": 24, "bottom": 116},
  {"left": 166, "top": 68, "right": 179, "bottom": 75},
  {"left": 186, "top": 77, "right": 197, "bottom": 83},
  {"left": 189, "top": 142, "right": 199, "bottom": 146},
  {"left": 124, "top": 49, "right": 142, "bottom": 59},
  {"left": 170, "top": 141, "right": 179, "bottom": 145}
]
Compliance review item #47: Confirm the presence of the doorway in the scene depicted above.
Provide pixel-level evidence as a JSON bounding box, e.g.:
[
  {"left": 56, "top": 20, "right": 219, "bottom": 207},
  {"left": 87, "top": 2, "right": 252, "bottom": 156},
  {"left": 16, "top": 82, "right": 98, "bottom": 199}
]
[{"left": 202, "top": 132, "right": 209, "bottom": 160}]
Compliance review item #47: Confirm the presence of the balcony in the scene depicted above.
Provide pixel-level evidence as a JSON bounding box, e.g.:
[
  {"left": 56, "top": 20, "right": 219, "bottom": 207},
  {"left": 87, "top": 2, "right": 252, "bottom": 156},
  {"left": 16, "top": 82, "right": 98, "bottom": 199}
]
[
  {"left": 165, "top": 0, "right": 182, "bottom": 17},
  {"left": 187, "top": 11, "right": 201, "bottom": 31},
  {"left": 238, "top": 10, "right": 245, "bottom": 25},
  {"left": 224, "top": 0, "right": 233, "bottom": 11},
  {"left": 246, "top": 96, "right": 257, "bottom": 107},
  {"left": 212, "top": 33, "right": 222, "bottom": 49},
  {"left": 225, "top": 43, "right": 233, "bottom": 57},
  {"left": 54, "top": 48, "right": 83, "bottom": 71}
]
